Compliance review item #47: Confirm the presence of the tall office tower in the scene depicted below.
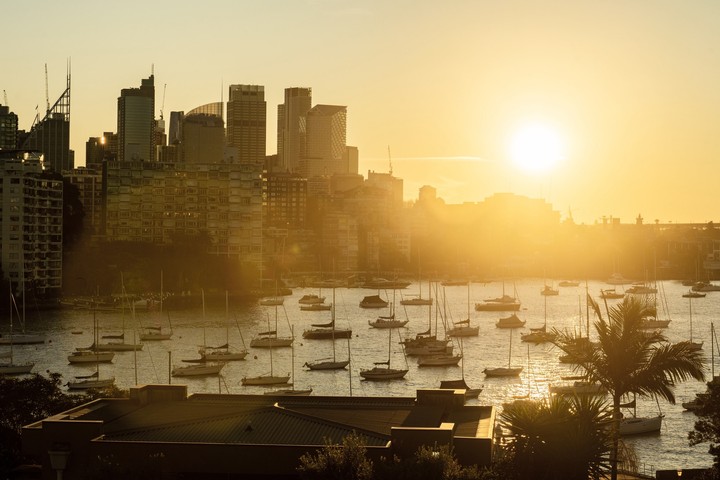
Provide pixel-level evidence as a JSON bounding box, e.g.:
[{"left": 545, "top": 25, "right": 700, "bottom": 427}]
[
  {"left": 0, "top": 104, "right": 18, "bottom": 149},
  {"left": 181, "top": 114, "right": 224, "bottom": 164},
  {"left": 0, "top": 153, "right": 63, "bottom": 295},
  {"left": 117, "top": 74, "right": 155, "bottom": 162},
  {"left": 277, "top": 87, "right": 312, "bottom": 172},
  {"left": 301, "top": 104, "right": 347, "bottom": 177},
  {"left": 168, "top": 111, "right": 184, "bottom": 145},
  {"left": 21, "top": 72, "right": 73, "bottom": 172},
  {"left": 226, "top": 84, "right": 266, "bottom": 164}
]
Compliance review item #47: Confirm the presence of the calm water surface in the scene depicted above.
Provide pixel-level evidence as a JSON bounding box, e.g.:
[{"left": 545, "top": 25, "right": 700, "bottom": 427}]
[{"left": 6, "top": 279, "right": 716, "bottom": 473}]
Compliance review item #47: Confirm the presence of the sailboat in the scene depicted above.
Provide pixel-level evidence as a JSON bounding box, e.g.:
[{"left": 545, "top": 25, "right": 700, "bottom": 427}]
[
  {"left": 171, "top": 359, "right": 225, "bottom": 377},
  {"left": 201, "top": 292, "right": 248, "bottom": 361},
  {"left": 140, "top": 271, "right": 173, "bottom": 341},
  {"left": 475, "top": 281, "right": 521, "bottom": 311},
  {"left": 67, "top": 312, "right": 115, "bottom": 390},
  {"left": 401, "top": 282, "right": 453, "bottom": 356},
  {"left": 302, "top": 288, "right": 352, "bottom": 340},
  {"left": 250, "top": 304, "right": 294, "bottom": 348},
  {"left": 686, "top": 294, "right": 703, "bottom": 351},
  {"left": 483, "top": 329, "right": 523, "bottom": 377},
  {"left": 242, "top": 314, "right": 291, "bottom": 386},
  {"left": 400, "top": 256, "right": 432, "bottom": 306},
  {"left": 96, "top": 278, "right": 143, "bottom": 351},
  {"left": 0, "top": 282, "right": 45, "bottom": 345},
  {"left": 439, "top": 338, "right": 482, "bottom": 398},
  {"left": 683, "top": 322, "right": 718, "bottom": 412},
  {"left": 360, "top": 326, "right": 408, "bottom": 380},
  {"left": 264, "top": 326, "right": 312, "bottom": 395},
  {"left": 618, "top": 394, "right": 663, "bottom": 436},
  {"left": 68, "top": 306, "right": 115, "bottom": 364},
  {"left": 521, "top": 294, "right": 556, "bottom": 344},
  {"left": 447, "top": 283, "right": 479, "bottom": 337},
  {"left": 0, "top": 292, "right": 34, "bottom": 375},
  {"left": 417, "top": 286, "right": 463, "bottom": 366},
  {"left": 368, "top": 290, "right": 408, "bottom": 328}
]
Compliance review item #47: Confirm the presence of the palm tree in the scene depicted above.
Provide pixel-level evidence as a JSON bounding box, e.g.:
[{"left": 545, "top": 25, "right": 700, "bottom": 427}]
[
  {"left": 553, "top": 295, "right": 706, "bottom": 480},
  {"left": 500, "top": 395, "right": 613, "bottom": 480}
]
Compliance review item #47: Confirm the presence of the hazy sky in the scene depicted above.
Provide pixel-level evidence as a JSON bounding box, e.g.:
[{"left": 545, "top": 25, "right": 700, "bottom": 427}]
[{"left": 3, "top": 1, "right": 720, "bottom": 224}]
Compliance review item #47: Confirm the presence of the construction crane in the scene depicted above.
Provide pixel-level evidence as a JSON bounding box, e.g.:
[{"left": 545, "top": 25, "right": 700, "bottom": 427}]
[
  {"left": 160, "top": 83, "right": 167, "bottom": 120},
  {"left": 44, "top": 63, "right": 50, "bottom": 114}
]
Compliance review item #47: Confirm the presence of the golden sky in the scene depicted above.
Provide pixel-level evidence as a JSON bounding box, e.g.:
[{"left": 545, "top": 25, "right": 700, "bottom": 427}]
[{"left": 3, "top": 1, "right": 719, "bottom": 224}]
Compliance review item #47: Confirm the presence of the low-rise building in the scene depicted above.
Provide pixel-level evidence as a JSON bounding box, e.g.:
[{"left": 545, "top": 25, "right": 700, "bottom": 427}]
[{"left": 23, "top": 385, "right": 496, "bottom": 479}]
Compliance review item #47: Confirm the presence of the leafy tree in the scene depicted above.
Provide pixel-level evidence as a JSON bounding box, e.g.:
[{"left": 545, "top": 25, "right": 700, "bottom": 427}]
[
  {"left": 0, "top": 372, "right": 127, "bottom": 476},
  {"left": 297, "top": 431, "right": 374, "bottom": 480},
  {"left": 553, "top": 295, "right": 706, "bottom": 480},
  {"left": 689, "top": 376, "right": 720, "bottom": 476},
  {"left": 500, "top": 395, "right": 612, "bottom": 480}
]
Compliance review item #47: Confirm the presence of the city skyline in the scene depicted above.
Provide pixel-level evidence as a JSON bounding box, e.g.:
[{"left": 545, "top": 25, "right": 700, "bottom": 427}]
[{"left": 3, "top": 1, "right": 720, "bottom": 224}]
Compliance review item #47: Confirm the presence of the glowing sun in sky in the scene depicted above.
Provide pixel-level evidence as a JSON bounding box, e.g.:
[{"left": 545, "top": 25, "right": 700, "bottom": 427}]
[{"left": 508, "top": 123, "right": 565, "bottom": 174}]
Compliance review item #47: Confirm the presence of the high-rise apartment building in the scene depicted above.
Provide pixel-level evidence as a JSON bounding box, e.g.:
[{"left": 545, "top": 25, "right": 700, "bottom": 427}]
[
  {"left": 301, "top": 104, "right": 348, "bottom": 178},
  {"left": 0, "top": 104, "right": 18, "bottom": 150},
  {"left": 226, "top": 85, "right": 265, "bottom": 164},
  {"left": 20, "top": 73, "right": 73, "bottom": 172},
  {"left": 117, "top": 75, "right": 155, "bottom": 162},
  {"left": 103, "top": 160, "right": 262, "bottom": 270},
  {"left": 263, "top": 172, "right": 307, "bottom": 229},
  {"left": 65, "top": 166, "right": 103, "bottom": 239},
  {"left": 0, "top": 153, "right": 63, "bottom": 295},
  {"left": 277, "top": 87, "right": 312, "bottom": 173}
]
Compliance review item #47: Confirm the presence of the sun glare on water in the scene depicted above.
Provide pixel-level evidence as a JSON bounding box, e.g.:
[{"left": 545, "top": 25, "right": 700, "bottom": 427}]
[{"left": 509, "top": 123, "right": 565, "bottom": 174}]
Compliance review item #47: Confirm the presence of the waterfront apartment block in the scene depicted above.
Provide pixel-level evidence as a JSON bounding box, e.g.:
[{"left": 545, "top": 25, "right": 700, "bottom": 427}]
[
  {"left": 102, "top": 160, "right": 262, "bottom": 267},
  {"left": 0, "top": 154, "right": 63, "bottom": 295},
  {"left": 64, "top": 166, "right": 103, "bottom": 239}
]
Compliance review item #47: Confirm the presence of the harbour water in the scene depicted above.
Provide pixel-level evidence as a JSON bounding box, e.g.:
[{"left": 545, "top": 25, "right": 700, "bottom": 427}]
[{"left": 5, "top": 278, "right": 716, "bottom": 473}]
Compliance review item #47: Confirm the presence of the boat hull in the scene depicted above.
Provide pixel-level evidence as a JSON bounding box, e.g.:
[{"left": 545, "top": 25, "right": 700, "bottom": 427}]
[
  {"left": 241, "top": 375, "right": 290, "bottom": 386},
  {"left": 359, "top": 367, "right": 408, "bottom": 380}
]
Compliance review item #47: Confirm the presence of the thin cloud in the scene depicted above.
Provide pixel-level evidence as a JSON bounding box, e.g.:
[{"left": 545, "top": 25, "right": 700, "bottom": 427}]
[{"left": 365, "top": 155, "right": 491, "bottom": 163}]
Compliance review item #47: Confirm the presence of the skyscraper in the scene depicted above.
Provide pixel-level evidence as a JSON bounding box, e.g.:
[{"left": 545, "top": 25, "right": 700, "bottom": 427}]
[
  {"left": 277, "top": 87, "right": 312, "bottom": 173},
  {"left": 117, "top": 75, "right": 155, "bottom": 162},
  {"left": 226, "top": 84, "right": 265, "bottom": 164},
  {"left": 300, "top": 104, "right": 348, "bottom": 177},
  {"left": 0, "top": 104, "right": 18, "bottom": 150}
]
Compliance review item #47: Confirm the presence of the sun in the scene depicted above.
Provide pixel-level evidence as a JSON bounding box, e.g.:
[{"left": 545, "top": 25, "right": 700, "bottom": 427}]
[{"left": 508, "top": 123, "right": 565, "bottom": 174}]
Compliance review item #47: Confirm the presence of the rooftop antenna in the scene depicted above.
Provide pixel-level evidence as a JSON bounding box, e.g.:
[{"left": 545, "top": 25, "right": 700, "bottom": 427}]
[{"left": 2, "top": 90, "right": 7, "bottom": 105}]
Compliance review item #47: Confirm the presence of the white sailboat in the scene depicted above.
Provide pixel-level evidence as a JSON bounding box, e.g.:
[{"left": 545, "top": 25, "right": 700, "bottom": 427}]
[
  {"left": 368, "top": 290, "right": 408, "bottom": 328},
  {"left": 250, "top": 304, "right": 294, "bottom": 348},
  {"left": 264, "top": 326, "right": 312, "bottom": 395},
  {"left": 483, "top": 329, "right": 523, "bottom": 377},
  {"left": 447, "top": 283, "right": 479, "bottom": 337},
  {"left": 201, "top": 291, "right": 248, "bottom": 361},
  {"left": 304, "top": 290, "right": 351, "bottom": 370},
  {"left": 0, "top": 293, "right": 34, "bottom": 375},
  {"left": 619, "top": 394, "right": 663, "bottom": 436},
  {"left": 67, "top": 316, "right": 115, "bottom": 391},
  {"left": 242, "top": 315, "right": 291, "bottom": 386}
]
